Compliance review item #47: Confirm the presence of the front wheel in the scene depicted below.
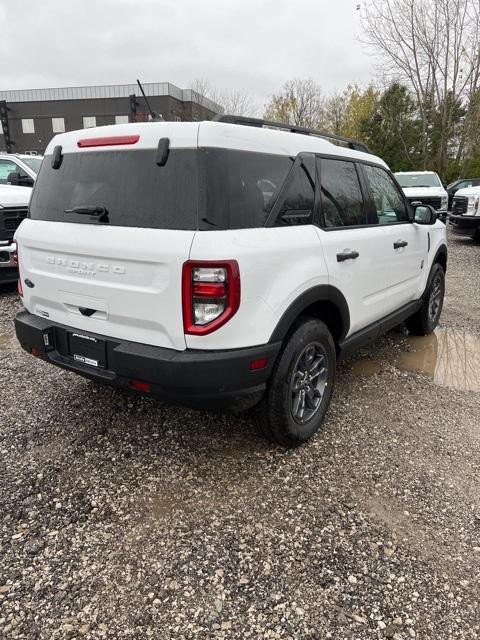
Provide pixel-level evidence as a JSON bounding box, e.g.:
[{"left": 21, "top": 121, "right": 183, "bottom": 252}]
[
  {"left": 255, "top": 318, "right": 336, "bottom": 446},
  {"left": 405, "top": 263, "right": 445, "bottom": 336}
]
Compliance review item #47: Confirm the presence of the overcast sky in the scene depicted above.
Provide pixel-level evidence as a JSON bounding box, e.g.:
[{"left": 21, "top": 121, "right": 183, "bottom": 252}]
[{"left": 0, "top": 0, "right": 374, "bottom": 110}]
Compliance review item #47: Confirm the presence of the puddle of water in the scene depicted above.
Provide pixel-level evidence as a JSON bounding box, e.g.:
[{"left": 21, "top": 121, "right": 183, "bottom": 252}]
[
  {"left": 350, "top": 359, "right": 381, "bottom": 377},
  {"left": 0, "top": 334, "right": 13, "bottom": 349},
  {"left": 396, "top": 329, "right": 480, "bottom": 393}
]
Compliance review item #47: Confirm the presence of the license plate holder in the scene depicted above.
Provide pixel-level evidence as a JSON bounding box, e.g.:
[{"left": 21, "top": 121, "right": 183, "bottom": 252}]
[{"left": 68, "top": 331, "right": 106, "bottom": 368}]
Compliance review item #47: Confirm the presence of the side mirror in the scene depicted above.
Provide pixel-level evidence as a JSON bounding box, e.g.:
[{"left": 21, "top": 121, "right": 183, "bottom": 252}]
[
  {"left": 7, "top": 172, "right": 34, "bottom": 187},
  {"left": 413, "top": 203, "right": 437, "bottom": 225}
]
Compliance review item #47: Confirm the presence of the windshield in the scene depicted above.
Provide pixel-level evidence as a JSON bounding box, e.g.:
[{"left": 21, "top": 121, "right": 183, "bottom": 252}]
[
  {"left": 20, "top": 156, "right": 43, "bottom": 174},
  {"left": 29, "top": 148, "right": 293, "bottom": 231},
  {"left": 395, "top": 173, "right": 441, "bottom": 188}
]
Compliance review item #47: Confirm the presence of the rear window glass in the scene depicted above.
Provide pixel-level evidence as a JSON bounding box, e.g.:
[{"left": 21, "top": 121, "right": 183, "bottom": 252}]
[
  {"left": 30, "top": 148, "right": 294, "bottom": 231},
  {"left": 200, "top": 149, "right": 293, "bottom": 229},
  {"left": 29, "top": 149, "right": 198, "bottom": 230}
]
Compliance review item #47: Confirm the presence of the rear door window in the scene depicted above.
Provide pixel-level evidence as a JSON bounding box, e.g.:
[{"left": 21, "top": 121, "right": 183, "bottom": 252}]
[{"left": 319, "top": 158, "right": 367, "bottom": 227}]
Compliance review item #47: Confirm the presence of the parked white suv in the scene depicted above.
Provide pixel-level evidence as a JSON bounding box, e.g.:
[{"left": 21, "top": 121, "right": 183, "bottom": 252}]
[
  {"left": 14, "top": 117, "right": 447, "bottom": 445},
  {"left": 395, "top": 171, "right": 448, "bottom": 223}
]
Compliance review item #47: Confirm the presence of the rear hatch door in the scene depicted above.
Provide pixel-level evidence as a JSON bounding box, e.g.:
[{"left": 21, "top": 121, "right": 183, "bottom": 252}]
[{"left": 16, "top": 124, "right": 199, "bottom": 351}]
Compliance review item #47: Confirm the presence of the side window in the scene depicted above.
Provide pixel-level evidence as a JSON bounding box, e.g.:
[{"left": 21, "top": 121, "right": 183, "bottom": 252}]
[
  {"left": 275, "top": 158, "right": 315, "bottom": 226},
  {"left": 320, "top": 158, "right": 366, "bottom": 227},
  {"left": 0, "top": 159, "right": 20, "bottom": 184},
  {"left": 364, "top": 164, "right": 409, "bottom": 224}
]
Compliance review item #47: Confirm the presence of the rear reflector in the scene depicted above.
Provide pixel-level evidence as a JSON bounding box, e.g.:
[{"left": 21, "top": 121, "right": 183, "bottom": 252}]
[
  {"left": 77, "top": 135, "right": 140, "bottom": 148},
  {"left": 31, "top": 347, "right": 42, "bottom": 358},
  {"left": 250, "top": 357, "right": 268, "bottom": 371},
  {"left": 129, "top": 380, "right": 151, "bottom": 393}
]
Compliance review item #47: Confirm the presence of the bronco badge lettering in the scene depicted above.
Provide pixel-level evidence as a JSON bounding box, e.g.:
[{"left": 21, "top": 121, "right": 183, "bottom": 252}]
[{"left": 46, "top": 256, "right": 126, "bottom": 276}]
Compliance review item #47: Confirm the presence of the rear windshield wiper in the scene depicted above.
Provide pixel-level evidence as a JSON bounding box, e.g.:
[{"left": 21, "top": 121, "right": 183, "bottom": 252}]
[
  {"left": 64, "top": 206, "right": 110, "bottom": 223},
  {"left": 64, "top": 206, "right": 106, "bottom": 215}
]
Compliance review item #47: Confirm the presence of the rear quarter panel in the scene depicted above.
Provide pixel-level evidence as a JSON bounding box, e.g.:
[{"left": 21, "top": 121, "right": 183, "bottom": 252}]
[{"left": 186, "top": 226, "right": 328, "bottom": 350}]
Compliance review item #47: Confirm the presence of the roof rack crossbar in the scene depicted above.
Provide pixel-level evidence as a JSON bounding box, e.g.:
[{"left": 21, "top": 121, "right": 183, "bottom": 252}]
[{"left": 212, "top": 115, "right": 370, "bottom": 154}]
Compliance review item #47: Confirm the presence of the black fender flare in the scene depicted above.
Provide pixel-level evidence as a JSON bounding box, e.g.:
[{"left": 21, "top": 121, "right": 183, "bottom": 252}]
[
  {"left": 432, "top": 243, "right": 448, "bottom": 271},
  {"left": 269, "top": 285, "right": 350, "bottom": 343}
]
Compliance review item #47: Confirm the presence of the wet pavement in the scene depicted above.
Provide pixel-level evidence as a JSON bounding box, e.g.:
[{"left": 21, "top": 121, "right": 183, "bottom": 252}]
[{"left": 350, "top": 328, "right": 480, "bottom": 393}]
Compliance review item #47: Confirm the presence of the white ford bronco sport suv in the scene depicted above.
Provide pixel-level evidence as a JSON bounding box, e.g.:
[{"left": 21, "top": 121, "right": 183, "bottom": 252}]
[{"left": 14, "top": 116, "right": 447, "bottom": 446}]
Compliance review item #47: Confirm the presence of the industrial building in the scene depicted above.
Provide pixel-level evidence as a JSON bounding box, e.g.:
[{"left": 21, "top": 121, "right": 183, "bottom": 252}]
[{"left": 0, "top": 82, "right": 222, "bottom": 155}]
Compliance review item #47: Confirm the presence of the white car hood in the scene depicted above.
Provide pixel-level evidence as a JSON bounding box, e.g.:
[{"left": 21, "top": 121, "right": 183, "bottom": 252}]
[
  {"left": 455, "top": 185, "right": 480, "bottom": 198},
  {"left": 401, "top": 186, "right": 447, "bottom": 198},
  {"left": 0, "top": 184, "right": 32, "bottom": 207}
]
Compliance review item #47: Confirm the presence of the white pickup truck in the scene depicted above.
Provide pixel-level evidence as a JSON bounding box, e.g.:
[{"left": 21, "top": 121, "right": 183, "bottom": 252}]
[
  {"left": 0, "top": 184, "right": 32, "bottom": 284},
  {"left": 394, "top": 171, "right": 448, "bottom": 223},
  {"left": 449, "top": 185, "right": 480, "bottom": 241},
  {"left": 0, "top": 154, "right": 41, "bottom": 284}
]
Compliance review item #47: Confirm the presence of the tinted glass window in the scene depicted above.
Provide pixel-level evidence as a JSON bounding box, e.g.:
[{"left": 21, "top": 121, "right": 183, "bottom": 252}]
[
  {"left": 29, "top": 149, "right": 198, "bottom": 230},
  {"left": 275, "top": 158, "right": 315, "bottom": 226},
  {"left": 364, "top": 164, "right": 408, "bottom": 224},
  {"left": 0, "top": 159, "right": 19, "bottom": 184},
  {"left": 320, "top": 159, "right": 366, "bottom": 227},
  {"left": 201, "top": 149, "right": 292, "bottom": 230}
]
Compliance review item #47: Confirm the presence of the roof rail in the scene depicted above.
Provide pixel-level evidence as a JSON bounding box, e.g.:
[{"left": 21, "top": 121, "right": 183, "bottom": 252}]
[{"left": 212, "top": 114, "right": 370, "bottom": 154}]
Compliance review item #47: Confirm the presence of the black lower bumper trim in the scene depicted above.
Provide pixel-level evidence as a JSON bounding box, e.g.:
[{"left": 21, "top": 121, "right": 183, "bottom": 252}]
[
  {"left": 15, "top": 310, "right": 281, "bottom": 412},
  {"left": 449, "top": 214, "right": 480, "bottom": 236}
]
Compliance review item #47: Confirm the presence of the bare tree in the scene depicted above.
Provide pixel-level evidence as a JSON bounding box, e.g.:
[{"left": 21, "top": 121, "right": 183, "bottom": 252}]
[
  {"left": 264, "top": 78, "right": 324, "bottom": 128},
  {"left": 188, "top": 78, "right": 222, "bottom": 109},
  {"left": 361, "top": 0, "right": 480, "bottom": 174},
  {"left": 220, "top": 89, "right": 258, "bottom": 117},
  {"left": 189, "top": 78, "right": 258, "bottom": 117}
]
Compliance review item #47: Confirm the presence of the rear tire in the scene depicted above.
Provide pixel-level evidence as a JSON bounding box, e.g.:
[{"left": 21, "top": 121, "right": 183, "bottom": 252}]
[
  {"left": 405, "top": 263, "right": 445, "bottom": 336},
  {"left": 255, "top": 318, "right": 336, "bottom": 447}
]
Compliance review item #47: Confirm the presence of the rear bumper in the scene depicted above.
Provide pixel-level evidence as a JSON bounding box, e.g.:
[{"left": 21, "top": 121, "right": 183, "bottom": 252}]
[
  {"left": 0, "top": 242, "right": 17, "bottom": 283},
  {"left": 448, "top": 214, "right": 480, "bottom": 236},
  {"left": 15, "top": 310, "right": 281, "bottom": 412}
]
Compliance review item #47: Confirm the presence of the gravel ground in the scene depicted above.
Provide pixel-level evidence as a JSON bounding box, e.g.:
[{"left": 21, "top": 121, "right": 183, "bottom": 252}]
[{"left": 0, "top": 230, "right": 479, "bottom": 640}]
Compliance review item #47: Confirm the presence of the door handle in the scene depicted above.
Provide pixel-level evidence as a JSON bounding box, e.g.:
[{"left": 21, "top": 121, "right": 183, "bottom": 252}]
[
  {"left": 336, "top": 250, "right": 360, "bottom": 262},
  {"left": 393, "top": 240, "right": 408, "bottom": 249}
]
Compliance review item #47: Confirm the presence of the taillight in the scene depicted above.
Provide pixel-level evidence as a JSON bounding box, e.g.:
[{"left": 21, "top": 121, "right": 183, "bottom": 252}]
[
  {"left": 13, "top": 241, "right": 23, "bottom": 297},
  {"left": 182, "top": 261, "right": 240, "bottom": 335}
]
